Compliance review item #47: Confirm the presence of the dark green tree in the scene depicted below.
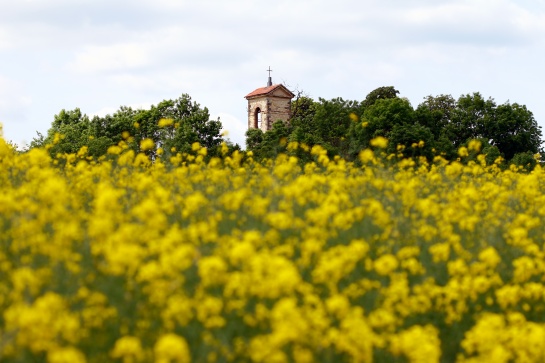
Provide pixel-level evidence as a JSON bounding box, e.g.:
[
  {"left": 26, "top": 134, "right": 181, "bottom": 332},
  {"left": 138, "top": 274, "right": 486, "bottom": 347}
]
[
  {"left": 165, "top": 96, "right": 223, "bottom": 157},
  {"left": 448, "top": 92, "right": 496, "bottom": 147},
  {"left": 415, "top": 94, "right": 457, "bottom": 159},
  {"left": 32, "top": 94, "right": 227, "bottom": 160},
  {"left": 388, "top": 123, "right": 435, "bottom": 160},
  {"left": 349, "top": 97, "right": 416, "bottom": 158},
  {"left": 489, "top": 102, "right": 542, "bottom": 160},
  {"left": 311, "top": 97, "right": 361, "bottom": 157},
  {"left": 290, "top": 96, "right": 316, "bottom": 121},
  {"left": 511, "top": 151, "right": 538, "bottom": 171},
  {"left": 288, "top": 96, "right": 321, "bottom": 147},
  {"left": 416, "top": 94, "right": 456, "bottom": 138},
  {"left": 416, "top": 93, "right": 543, "bottom": 162},
  {"left": 245, "top": 120, "right": 291, "bottom": 160},
  {"left": 361, "top": 86, "right": 400, "bottom": 109},
  {"left": 31, "top": 108, "right": 92, "bottom": 155},
  {"left": 245, "top": 128, "right": 264, "bottom": 151}
]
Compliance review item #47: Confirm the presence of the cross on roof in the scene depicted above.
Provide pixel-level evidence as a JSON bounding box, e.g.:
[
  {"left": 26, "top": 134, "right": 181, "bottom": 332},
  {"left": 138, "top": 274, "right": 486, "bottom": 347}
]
[{"left": 266, "top": 66, "right": 273, "bottom": 77}]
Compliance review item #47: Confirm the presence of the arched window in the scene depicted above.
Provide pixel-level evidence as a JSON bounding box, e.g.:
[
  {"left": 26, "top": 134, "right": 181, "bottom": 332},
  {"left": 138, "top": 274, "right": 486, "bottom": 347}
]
[{"left": 254, "top": 107, "right": 262, "bottom": 129}]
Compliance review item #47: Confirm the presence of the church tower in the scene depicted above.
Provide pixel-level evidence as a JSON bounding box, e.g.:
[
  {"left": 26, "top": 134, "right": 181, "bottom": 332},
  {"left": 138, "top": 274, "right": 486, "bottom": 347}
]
[{"left": 245, "top": 67, "right": 295, "bottom": 132}]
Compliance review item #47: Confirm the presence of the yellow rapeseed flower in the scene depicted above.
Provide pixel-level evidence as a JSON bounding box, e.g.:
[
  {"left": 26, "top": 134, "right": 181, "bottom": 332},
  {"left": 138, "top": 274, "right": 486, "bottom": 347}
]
[
  {"left": 374, "top": 254, "right": 398, "bottom": 276},
  {"left": 158, "top": 118, "right": 174, "bottom": 127},
  {"left": 370, "top": 136, "right": 388, "bottom": 149},
  {"left": 111, "top": 336, "right": 144, "bottom": 362},
  {"left": 140, "top": 138, "right": 155, "bottom": 151},
  {"left": 154, "top": 334, "right": 191, "bottom": 363}
]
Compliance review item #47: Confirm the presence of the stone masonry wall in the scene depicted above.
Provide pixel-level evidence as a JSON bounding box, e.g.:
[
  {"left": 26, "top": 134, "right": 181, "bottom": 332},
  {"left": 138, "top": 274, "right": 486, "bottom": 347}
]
[
  {"left": 247, "top": 99, "right": 267, "bottom": 131},
  {"left": 247, "top": 97, "right": 291, "bottom": 132},
  {"left": 266, "top": 97, "right": 291, "bottom": 129}
]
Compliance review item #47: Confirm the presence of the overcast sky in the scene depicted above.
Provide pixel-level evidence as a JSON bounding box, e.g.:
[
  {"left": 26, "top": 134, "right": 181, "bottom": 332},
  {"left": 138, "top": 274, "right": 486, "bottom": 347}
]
[{"left": 1, "top": 0, "right": 545, "bottom": 148}]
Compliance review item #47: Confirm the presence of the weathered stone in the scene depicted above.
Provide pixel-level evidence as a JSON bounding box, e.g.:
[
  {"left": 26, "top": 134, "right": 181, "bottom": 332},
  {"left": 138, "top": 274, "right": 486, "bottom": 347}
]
[{"left": 245, "top": 84, "right": 294, "bottom": 132}]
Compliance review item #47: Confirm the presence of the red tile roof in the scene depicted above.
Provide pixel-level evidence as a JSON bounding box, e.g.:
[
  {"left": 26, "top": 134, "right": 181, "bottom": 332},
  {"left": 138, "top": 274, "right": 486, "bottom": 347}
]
[{"left": 245, "top": 84, "right": 294, "bottom": 99}]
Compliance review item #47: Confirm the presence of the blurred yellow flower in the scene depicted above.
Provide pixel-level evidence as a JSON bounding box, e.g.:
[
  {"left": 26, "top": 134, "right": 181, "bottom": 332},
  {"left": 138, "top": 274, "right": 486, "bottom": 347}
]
[
  {"left": 154, "top": 334, "right": 191, "bottom": 363},
  {"left": 370, "top": 136, "right": 388, "bottom": 149},
  {"left": 111, "top": 336, "right": 144, "bottom": 362},
  {"left": 158, "top": 118, "right": 174, "bottom": 127},
  {"left": 374, "top": 254, "right": 398, "bottom": 276},
  {"left": 140, "top": 138, "right": 155, "bottom": 151}
]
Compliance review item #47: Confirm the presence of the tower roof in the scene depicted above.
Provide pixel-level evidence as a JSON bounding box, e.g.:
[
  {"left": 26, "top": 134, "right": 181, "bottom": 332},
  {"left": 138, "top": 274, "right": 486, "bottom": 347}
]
[{"left": 245, "top": 84, "right": 295, "bottom": 100}]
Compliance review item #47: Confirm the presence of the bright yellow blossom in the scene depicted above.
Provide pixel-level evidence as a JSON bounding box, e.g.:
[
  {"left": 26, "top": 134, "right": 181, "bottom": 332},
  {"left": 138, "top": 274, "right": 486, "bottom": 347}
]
[
  {"left": 140, "top": 138, "right": 155, "bottom": 151},
  {"left": 370, "top": 136, "right": 388, "bottom": 148},
  {"left": 154, "top": 334, "right": 191, "bottom": 363}
]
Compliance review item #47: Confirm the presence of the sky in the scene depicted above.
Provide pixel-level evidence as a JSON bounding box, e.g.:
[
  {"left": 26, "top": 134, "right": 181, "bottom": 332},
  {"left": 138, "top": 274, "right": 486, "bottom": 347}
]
[{"left": 1, "top": 0, "right": 545, "bottom": 148}]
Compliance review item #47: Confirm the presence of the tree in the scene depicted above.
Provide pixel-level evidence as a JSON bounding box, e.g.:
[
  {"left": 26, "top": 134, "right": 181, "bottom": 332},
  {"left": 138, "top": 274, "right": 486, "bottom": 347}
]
[
  {"left": 448, "top": 92, "right": 496, "bottom": 147},
  {"left": 489, "top": 102, "right": 542, "bottom": 160},
  {"left": 31, "top": 108, "right": 93, "bottom": 155},
  {"left": 511, "top": 151, "right": 537, "bottom": 171},
  {"left": 245, "top": 128, "right": 264, "bottom": 151},
  {"left": 31, "top": 94, "right": 227, "bottom": 160},
  {"left": 416, "top": 94, "right": 456, "bottom": 138},
  {"left": 415, "top": 92, "right": 543, "bottom": 162},
  {"left": 245, "top": 120, "right": 291, "bottom": 160},
  {"left": 89, "top": 106, "right": 139, "bottom": 156},
  {"left": 361, "top": 86, "right": 400, "bottom": 109},
  {"left": 482, "top": 144, "right": 502, "bottom": 166},
  {"left": 162, "top": 95, "right": 224, "bottom": 157},
  {"left": 312, "top": 97, "right": 361, "bottom": 157},
  {"left": 348, "top": 97, "right": 418, "bottom": 159},
  {"left": 415, "top": 94, "right": 458, "bottom": 159},
  {"left": 388, "top": 123, "right": 435, "bottom": 160},
  {"left": 290, "top": 95, "right": 316, "bottom": 121},
  {"left": 288, "top": 96, "right": 321, "bottom": 147}
]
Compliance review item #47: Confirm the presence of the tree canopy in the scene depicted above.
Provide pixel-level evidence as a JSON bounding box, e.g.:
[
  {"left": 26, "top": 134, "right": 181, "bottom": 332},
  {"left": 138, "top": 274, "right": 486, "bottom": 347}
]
[
  {"left": 32, "top": 94, "right": 232, "bottom": 159},
  {"left": 246, "top": 87, "right": 543, "bottom": 166},
  {"left": 29, "top": 88, "right": 542, "bottom": 168}
]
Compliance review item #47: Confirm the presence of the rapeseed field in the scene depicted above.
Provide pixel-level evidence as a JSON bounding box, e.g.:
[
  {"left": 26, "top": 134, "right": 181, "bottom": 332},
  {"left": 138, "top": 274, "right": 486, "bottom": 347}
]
[{"left": 1, "top": 135, "right": 545, "bottom": 362}]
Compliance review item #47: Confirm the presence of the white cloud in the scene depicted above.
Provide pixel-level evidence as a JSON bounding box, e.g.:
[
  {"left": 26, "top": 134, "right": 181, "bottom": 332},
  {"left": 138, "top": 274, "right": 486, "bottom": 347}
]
[
  {"left": 400, "top": 0, "right": 545, "bottom": 45},
  {"left": 213, "top": 113, "right": 246, "bottom": 147},
  {"left": 0, "top": 75, "right": 31, "bottom": 110},
  {"left": 90, "top": 101, "right": 153, "bottom": 117},
  {"left": 89, "top": 106, "right": 122, "bottom": 118},
  {"left": 0, "top": 28, "right": 11, "bottom": 50},
  {"left": 69, "top": 43, "right": 152, "bottom": 73},
  {"left": 0, "top": 75, "right": 32, "bottom": 145}
]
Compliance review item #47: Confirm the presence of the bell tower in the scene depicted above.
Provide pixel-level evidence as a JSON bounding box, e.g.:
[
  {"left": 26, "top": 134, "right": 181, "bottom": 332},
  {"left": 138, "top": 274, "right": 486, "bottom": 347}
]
[{"left": 245, "top": 67, "right": 295, "bottom": 132}]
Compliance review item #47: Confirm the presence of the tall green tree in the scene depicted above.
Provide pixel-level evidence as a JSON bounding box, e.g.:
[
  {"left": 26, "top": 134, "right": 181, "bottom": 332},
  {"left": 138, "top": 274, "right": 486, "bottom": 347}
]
[
  {"left": 361, "top": 86, "right": 400, "bottom": 109},
  {"left": 31, "top": 94, "right": 227, "bottom": 160},
  {"left": 31, "top": 108, "right": 92, "bottom": 155},
  {"left": 416, "top": 94, "right": 456, "bottom": 138},
  {"left": 388, "top": 123, "right": 435, "bottom": 160},
  {"left": 245, "top": 120, "right": 291, "bottom": 160},
  {"left": 288, "top": 97, "right": 318, "bottom": 144},
  {"left": 312, "top": 97, "right": 361, "bottom": 156},
  {"left": 489, "top": 102, "right": 542, "bottom": 160},
  {"left": 415, "top": 92, "right": 544, "bottom": 162},
  {"left": 448, "top": 92, "right": 496, "bottom": 147},
  {"left": 415, "top": 94, "right": 457, "bottom": 159},
  {"left": 349, "top": 97, "right": 417, "bottom": 158}
]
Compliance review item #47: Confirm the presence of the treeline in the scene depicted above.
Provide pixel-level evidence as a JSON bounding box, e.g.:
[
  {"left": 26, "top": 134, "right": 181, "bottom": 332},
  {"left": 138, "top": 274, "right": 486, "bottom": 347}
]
[
  {"left": 247, "top": 86, "right": 543, "bottom": 167},
  {"left": 31, "top": 87, "right": 543, "bottom": 168},
  {"left": 31, "top": 94, "right": 237, "bottom": 159}
]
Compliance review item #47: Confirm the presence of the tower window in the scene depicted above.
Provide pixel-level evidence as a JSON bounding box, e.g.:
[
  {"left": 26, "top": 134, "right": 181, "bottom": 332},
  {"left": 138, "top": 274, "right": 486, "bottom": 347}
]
[{"left": 254, "top": 107, "right": 262, "bottom": 128}]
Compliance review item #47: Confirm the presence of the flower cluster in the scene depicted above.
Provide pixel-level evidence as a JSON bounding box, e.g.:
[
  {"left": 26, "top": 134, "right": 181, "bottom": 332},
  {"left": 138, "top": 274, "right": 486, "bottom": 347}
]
[{"left": 1, "top": 137, "right": 545, "bottom": 362}]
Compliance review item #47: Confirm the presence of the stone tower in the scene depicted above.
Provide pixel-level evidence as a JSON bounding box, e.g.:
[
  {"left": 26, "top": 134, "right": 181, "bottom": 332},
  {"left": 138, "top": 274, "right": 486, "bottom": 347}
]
[{"left": 245, "top": 68, "right": 295, "bottom": 132}]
